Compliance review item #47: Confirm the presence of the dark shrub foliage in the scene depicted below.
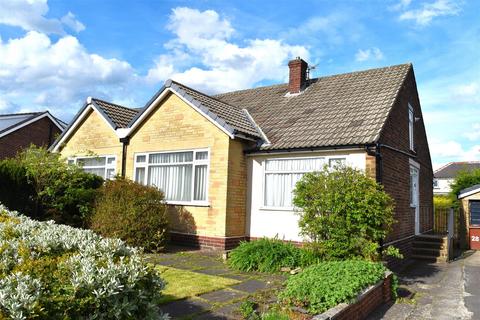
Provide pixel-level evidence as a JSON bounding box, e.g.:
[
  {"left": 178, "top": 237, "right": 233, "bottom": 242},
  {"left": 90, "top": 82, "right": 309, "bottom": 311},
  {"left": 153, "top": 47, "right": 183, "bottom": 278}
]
[
  {"left": 91, "top": 178, "right": 169, "bottom": 252},
  {"left": 0, "top": 146, "right": 103, "bottom": 226},
  {"left": 279, "top": 260, "right": 387, "bottom": 314},
  {"left": 293, "top": 166, "right": 396, "bottom": 260},
  {"left": 449, "top": 168, "right": 480, "bottom": 206},
  {"left": 228, "top": 238, "right": 320, "bottom": 273}
]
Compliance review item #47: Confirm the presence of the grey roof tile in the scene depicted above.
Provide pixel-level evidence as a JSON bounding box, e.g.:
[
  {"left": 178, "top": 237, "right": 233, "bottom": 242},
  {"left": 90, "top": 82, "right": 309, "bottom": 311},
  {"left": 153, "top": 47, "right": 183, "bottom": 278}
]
[
  {"left": 91, "top": 98, "right": 139, "bottom": 129},
  {"left": 435, "top": 162, "right": 480, "bottom": 179}
]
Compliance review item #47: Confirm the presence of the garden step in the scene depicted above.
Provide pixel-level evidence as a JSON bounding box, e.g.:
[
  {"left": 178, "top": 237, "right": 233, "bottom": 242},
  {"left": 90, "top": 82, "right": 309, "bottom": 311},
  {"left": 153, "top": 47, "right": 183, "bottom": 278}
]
[
  {"left": 414, "top": 235, "right": 447, "bottom": 244},
  {"left": 412, "top": 248, "right": 445, "bottom": 257},
  {"left": 411, "top": 254, "right": 447, "bottom": 263},
  {"left": 412, "top": 241, "right": 445, "bottom": 250}
]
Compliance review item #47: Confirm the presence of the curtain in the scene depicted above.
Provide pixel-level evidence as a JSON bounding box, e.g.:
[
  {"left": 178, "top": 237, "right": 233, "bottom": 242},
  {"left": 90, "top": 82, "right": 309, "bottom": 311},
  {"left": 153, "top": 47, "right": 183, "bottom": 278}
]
[
  {"left": 135, "top": 167, "right": 145, "bottom": 184},
  {"left": 148, "top": 164, "right": 192, "bottom": 201},
  {"left": 77, "top": 157, "right": 106, "bottom": 166},
  {"left": 149, "top": 152, "right": 193, "bottom": 164},
  {"left": 264, "top": 158, "right": 325, "bottom": 207},
  {"left": 83, "top": 167, "right": 106, "bottom": 178},
  {"left": 194, "top": 165, "right": 207, "bottom": 201}
]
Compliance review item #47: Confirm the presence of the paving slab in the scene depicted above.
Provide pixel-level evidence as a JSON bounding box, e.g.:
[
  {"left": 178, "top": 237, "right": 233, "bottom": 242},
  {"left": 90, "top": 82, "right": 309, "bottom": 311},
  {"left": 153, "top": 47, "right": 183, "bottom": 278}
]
[
  {"left": 160, "top": 298, "right": 211, "bottom": 319},
  {"left": 230, "top": 279, "right": 269, "bottom": 293},
  {"left": 198, "top": 289, "right": 248, "bottom": 303},
  {"left": 194, "top": 268, "right": 232, "bottom": 276}
]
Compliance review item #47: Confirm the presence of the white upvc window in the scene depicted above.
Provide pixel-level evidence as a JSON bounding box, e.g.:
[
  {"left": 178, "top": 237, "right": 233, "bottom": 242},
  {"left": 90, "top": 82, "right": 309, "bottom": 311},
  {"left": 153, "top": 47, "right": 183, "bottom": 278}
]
[
  {"left": 134, "top": 149, "right": 209, "bottom": 206},
  {"left": 68, "top": 155, "right": 116, "bottom": 180},
  {"left": 409, "top": 104, "right": 414, "bottom": 151},
  {"left": 263, "top": 156, "right": 346, "bottom": 209}
]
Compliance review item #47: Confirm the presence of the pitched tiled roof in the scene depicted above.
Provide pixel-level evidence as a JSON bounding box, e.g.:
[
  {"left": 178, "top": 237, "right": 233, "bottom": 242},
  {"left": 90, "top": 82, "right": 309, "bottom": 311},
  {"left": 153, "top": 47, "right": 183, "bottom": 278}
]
[
  {"left": 215, "top": 63, "right": 412, "bottom": 150},
  {"left": 434, "top": 162, "right": 480, "bottom": 179},
  {"left": 0, "top": 112, "right": 44, "bottom": 133},
  {"left": 91, "top": 98, "right": 139, "bottom": 129},
  {"left": 169, "top": 81, "right": 262, "bottom": 138}
]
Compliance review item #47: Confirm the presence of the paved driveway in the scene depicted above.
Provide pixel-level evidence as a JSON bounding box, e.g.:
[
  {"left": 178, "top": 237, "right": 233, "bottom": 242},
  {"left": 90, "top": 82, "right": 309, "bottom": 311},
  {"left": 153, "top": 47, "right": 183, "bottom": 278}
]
[{"left": 369, "top": 251, "right": 480, "bottom": 320}]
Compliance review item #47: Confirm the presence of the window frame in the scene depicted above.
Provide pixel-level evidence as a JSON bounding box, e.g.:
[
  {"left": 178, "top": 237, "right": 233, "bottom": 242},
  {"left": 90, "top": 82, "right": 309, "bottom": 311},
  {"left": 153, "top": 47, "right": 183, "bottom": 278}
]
[
  {"left": 261, "top": 155, "right": 347, "bottom": 210},
  {"left": 68, "top": 155, "right": 117, "bottom": 180},
  {"left": 133, "top": 148, "right": 210, "bottom": 206},
  {"left": 409, "top": 103, "right": 415, "bottom": 151}
]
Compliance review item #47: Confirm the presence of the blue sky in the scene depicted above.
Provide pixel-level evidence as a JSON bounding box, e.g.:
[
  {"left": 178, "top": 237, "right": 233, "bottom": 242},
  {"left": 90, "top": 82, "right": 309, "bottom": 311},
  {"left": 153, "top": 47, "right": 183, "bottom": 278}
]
[{"left": 0, "top": 0, "right": 478, "bottom": 168}]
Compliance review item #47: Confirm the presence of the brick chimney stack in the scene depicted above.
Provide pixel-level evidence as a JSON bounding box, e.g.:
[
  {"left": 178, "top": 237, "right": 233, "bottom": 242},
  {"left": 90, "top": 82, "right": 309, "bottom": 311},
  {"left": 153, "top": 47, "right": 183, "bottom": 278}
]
[{"left": 288, "top": 57, "right": 308, "bottom": 94}]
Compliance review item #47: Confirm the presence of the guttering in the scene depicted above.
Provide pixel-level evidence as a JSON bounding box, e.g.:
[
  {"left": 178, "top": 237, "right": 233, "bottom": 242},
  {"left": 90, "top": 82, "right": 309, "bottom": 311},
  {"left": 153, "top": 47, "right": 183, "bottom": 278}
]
[
  {"left": 119, "top": 137, "right": 130, "bottom": 178},
  {"left": 245, "top": 144, "right": 365, "bottom": 156}
]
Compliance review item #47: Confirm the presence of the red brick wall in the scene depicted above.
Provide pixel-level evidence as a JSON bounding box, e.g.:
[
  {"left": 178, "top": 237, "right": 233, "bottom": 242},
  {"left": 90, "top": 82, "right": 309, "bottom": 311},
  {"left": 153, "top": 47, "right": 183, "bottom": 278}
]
[
  {"left": 0, "top": 117, "right": 62, "bottom": 159},
  {"left": 378, "top": 66, "right": 433, "bottom": 256}
]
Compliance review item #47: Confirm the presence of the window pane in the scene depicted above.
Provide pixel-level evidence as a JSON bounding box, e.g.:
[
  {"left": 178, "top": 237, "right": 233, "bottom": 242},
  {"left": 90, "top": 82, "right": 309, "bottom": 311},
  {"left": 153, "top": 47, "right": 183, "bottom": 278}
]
[
  {"left": 148, "top": 164, "right": 192, "bottom": 201},
  {"left": 195, "top": 151, "right": 208, "bottom": 160},
  {"left": 265, "top": 158, "right": 324, "bottom": 171},
  {"left": 265, "top": 173, "right": 304, "bottom": 207},
  {"left": 471, "top": 201, "right": 480, "bottom": 226},
  {"left": 135, "top": 167, "right": 145, "bottom": 184},
  {"left": 77, "top": 157, "right": 106, "bottom": 167},
  {"left": 194, "top": 165, "right": 207, "bottom": 201},
  {"left": 107, "top": 157, "right": 115, "bottom": 165},
  {"left": 67, "top": 159, "right": 75, "bottom": 165},
  {"left": 149, "top": 152, "right": 193, "bottom": 164},
  {"left": 83, "top": 167, "right": 106, "bottom": 178},
  {"left": 136, "top": 155, "right": 146, "bottom": 163},
  {"left": 106, "top": 168, "right": 115, "bottom": 180}
]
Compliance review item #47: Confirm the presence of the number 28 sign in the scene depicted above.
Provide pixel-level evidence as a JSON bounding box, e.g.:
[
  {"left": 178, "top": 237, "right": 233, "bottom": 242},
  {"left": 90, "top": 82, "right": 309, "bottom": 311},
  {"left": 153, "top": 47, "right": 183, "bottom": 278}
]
[
  {"left": 470, "top": 228, "right": 480, "bottom": 250},
  {"left": 472, "top": 236, "right": 480, "bottom": 242}
]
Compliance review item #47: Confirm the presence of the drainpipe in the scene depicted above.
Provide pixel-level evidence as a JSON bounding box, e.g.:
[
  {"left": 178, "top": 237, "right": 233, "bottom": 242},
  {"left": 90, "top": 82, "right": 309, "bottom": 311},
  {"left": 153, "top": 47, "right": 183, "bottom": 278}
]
[
  {"left": 366, "top": 143, "right": 384, "bottom": 254},
  {"left": 119, "top": 137, "right": 130, "bottom": 178}
]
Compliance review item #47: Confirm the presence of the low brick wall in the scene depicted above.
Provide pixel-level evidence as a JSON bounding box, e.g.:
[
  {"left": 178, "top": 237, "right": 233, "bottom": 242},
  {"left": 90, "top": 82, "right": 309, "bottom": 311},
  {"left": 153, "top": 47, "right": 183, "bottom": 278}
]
[
  {"left": 313, "top": 272, "right": 393, "bottom": 320},
  {"left": 169, "top": 232, "right": 246, "bottom": 250}
]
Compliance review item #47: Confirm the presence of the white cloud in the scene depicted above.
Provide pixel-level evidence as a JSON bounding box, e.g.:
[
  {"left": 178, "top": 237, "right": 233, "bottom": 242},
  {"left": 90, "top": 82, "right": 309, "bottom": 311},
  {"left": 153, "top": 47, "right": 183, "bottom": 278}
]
[
  {"left": 0, "top": 31, "right": 135, "bottom": 118},
  {"left": 355, "top": 47, "right": 384, "bottom": 62},
  {"left": 0, "top": 0, "right": 84, "bottom": 34},
  {"left": 429, "top": 138, "right": 480, "bottom": 168},
  {"left": 398, "top": 0, "right": 462, "bottom": 26},
  {"left": 390, "top": 0, "right": 413, "bottom": 11},
  {"left": 61, "top": 12, "right": 85, "bottom": 33},
  {"left": 146, "top": 7, "right": 309, "bottom": 94},
  {"left": 465, "top": 123, "right": 480, "bottom": 141}
]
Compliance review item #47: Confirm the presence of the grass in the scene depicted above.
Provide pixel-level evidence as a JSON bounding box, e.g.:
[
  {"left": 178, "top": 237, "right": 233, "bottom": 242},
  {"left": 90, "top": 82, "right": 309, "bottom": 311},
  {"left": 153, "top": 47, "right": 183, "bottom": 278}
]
[{"left": 155, "top": 265, "right": 240, "bottom": 304}]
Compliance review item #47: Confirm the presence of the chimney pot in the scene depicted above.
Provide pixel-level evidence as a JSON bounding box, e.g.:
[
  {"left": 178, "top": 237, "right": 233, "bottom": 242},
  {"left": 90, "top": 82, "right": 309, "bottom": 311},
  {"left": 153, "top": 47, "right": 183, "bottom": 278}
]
[{"left": 288, "top": 57, "right": 308, "bottom": 94}]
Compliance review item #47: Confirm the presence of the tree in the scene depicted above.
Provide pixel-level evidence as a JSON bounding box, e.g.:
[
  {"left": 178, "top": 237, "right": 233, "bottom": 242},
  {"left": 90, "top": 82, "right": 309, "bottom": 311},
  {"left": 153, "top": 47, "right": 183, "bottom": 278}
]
[
  {"left": 449, "top": 168, "right": 480, "bottom": 204},
  {"left": 293, "top": 165, "right": 396, "bottom": 260}
]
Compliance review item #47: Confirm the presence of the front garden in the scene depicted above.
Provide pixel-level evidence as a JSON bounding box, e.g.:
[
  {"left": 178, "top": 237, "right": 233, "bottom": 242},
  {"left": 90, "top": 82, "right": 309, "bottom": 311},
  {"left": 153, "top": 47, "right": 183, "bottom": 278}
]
[{"left": 0, "top": 147, "right": 401, "bottom": 319}]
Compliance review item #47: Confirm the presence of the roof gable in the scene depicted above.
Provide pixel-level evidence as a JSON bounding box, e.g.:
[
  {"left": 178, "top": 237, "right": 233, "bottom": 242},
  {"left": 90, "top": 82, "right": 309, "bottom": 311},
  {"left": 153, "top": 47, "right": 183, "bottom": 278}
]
[
  {"left": 0, "top": 111, "right": 65, "bottom": 139},
  {"left": 435, "top": 162, "right": 480, "bottom": 179}
]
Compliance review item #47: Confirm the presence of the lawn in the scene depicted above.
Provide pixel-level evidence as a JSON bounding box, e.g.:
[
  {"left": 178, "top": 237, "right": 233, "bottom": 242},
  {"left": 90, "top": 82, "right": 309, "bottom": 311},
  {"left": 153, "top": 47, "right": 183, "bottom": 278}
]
[{"left": 155, "top": 265, "right": 240, "bottom": 304}]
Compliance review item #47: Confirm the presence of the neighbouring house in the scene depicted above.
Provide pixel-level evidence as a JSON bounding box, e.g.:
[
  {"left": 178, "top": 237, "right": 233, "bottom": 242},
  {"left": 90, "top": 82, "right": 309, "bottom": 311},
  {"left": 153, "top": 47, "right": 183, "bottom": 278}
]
[
  {"left": 0, "top": 111, "right": 66, "bottom": 159},
  {"left": 50, "top": 58, "right": 433, "bottom": 260},
  {"left": 458, "top": 184, "right": 480, "bottom": 250},
  {"left": 434, "top": 162, "right": 480, "bottom": 195}
]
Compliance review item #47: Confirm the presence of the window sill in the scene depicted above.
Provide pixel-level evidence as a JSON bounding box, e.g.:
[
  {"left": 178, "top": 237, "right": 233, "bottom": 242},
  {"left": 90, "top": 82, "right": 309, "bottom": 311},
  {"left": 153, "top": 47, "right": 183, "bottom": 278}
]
[
  {"left": 166, "top": 201, "right": 210, "bottom": 207},
  {"left": 260, "top": 206, "right": 297, "bottom": 212}
]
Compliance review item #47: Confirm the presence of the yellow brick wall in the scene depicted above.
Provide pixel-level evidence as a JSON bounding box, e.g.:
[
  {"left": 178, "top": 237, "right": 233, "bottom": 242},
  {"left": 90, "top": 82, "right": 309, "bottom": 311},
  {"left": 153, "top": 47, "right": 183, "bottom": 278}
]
[
  {"left": 126, "top": 92, "right": 238, "bottom": 237},
  {"left": 59, "top": 109, "right": 122, "bottom": 173}
]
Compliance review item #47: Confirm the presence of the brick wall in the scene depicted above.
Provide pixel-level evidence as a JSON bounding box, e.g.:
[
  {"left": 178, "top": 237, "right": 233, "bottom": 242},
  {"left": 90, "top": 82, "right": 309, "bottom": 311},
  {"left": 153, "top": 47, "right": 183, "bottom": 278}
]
[
  {"left": 378, "top": 66, "right": 433, "bottom": 247},
  {"left": 0, "top": 116, "right": 62, "bottom": 159}
]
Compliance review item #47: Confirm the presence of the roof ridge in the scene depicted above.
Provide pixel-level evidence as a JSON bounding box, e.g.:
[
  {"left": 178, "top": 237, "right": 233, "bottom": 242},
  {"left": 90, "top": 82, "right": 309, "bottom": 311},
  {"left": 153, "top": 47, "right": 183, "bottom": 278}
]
[
  {"left": 214, "top": 63, "right": 412, "bottom": 97},
  {"left": 91, "top": 97, "right": 137, "bottom": 112},
  {"left": 0, "top": 111, "right": 44, "bottom": 118}
]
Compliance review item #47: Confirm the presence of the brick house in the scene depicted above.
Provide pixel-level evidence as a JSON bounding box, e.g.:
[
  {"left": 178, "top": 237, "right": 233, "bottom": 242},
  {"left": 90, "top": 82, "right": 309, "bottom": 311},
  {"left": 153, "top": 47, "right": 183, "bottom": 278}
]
[
  {"left": 50, "top": 58, "right": 433, "bottom": 259},
  {"left": 0, "top": 111, "right": 65, "bottom": 159}
]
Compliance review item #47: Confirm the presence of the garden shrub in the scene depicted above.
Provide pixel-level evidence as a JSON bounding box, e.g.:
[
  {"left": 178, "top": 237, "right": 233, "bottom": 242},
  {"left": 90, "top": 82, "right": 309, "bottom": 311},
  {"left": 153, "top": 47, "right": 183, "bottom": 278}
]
[
  {"left": 0, "top": 146, "right": 103, "bottom": 227},
  {"left": 279, "top": 260, "right": 387, "bottom": 314},
  {"left": 449, "top": 168, "right": 480, "bottom": 206},
  {"left": 228, "top": 238, "right": 320, "bottom": 273},
  {"left": 434, "top": 195, "right": 453, "bottom": 209},
  {"left": 0, "top": 205, "right": 168, "bottom": 319},
  {"left": 91, "top": 178, "right": 169, "bottom": 253},
  {"left": 293, "top": 166, "right": 395, "bottom": 260}
]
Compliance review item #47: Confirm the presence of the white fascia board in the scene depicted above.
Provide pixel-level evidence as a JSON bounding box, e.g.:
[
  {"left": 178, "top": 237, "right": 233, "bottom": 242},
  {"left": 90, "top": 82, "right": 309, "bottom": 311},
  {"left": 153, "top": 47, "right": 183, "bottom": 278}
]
[
  {"left": 0, "top": 112, "right": 62, "bottom": 139},
  {"left": 458, "top": 187, "right": 480, "bottom": 199},
  {"left": 116, "top": 128, "right": 130, "bottom": 139},
  {"left": 127, "top": 87, "right": 235, "bottom": 139}
]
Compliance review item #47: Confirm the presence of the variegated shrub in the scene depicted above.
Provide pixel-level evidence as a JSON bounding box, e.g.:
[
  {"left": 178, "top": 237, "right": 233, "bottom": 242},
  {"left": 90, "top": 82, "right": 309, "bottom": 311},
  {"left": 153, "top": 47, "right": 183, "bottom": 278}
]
[{"left": 0, "top": 205, "right": 169, "bottom": 320}]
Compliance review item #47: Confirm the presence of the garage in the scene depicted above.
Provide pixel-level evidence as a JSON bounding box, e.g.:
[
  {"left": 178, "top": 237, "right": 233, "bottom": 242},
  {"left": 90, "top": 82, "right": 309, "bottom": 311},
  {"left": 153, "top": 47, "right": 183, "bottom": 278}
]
[{"left": 458, "top": 184, "right": 480, "bottom": 250}]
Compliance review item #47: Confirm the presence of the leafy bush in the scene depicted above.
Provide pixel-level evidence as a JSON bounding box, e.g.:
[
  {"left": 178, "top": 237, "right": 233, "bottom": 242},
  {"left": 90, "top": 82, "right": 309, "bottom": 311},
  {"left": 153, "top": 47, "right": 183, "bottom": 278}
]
[
  {"left": 293, "top": 166, "right": 395, "bottom": 260},
  {"left": 228, "top": 238, "right": 320, "bottom": 273},
  {"left": 279, "top": 260, "right": 387, "bottom": 314},
  {"left": 0, "top": 146, "right": 103, "bottom": 226},
  {"left": 434, "top": 195, "right": 454, "bottom": 209},
  {"left": 0, "top": 205, "right": 168, "bottom": 319},
  {"left": 449, "top": 168, "right": 480, "bottom": 204},
  {"left": 91, "top": 178, "right": 169, "bottom": 253}
]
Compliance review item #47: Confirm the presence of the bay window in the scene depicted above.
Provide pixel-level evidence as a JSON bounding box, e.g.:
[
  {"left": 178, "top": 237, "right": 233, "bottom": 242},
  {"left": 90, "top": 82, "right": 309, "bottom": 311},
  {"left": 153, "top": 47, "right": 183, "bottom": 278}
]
[
  {"left": 68, "top": 155, "right": 116, "bottom": 180},
  {"left": 134, "top": 149, "right": 209, "bottom": 205}
]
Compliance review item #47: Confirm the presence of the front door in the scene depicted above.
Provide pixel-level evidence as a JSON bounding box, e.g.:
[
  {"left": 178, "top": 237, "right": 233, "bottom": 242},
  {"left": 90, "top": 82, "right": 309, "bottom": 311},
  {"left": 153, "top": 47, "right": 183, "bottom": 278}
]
[{"left": 410, "top": 165, "right": 420, "bottom": 235}]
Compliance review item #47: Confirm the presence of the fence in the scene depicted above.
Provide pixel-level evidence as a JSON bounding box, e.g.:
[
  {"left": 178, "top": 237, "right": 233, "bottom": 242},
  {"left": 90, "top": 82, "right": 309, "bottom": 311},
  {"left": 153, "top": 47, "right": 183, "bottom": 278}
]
[{"left": 433, "top": 207, "right": 459, "bottom": 238}]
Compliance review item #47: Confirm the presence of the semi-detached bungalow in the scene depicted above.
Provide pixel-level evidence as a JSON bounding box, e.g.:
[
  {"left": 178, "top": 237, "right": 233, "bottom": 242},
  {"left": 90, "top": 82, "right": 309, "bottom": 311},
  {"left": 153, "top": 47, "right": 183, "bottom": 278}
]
[{"left": 50, "top": 58, "right": 433, "bottom": 259}]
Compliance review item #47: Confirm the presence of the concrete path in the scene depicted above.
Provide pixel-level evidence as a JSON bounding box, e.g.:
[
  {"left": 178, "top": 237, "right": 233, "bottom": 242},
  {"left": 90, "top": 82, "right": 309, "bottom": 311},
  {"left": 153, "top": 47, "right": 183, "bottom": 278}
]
[{"left": 369, "top": 251, "right": 480, "bottom": 320}]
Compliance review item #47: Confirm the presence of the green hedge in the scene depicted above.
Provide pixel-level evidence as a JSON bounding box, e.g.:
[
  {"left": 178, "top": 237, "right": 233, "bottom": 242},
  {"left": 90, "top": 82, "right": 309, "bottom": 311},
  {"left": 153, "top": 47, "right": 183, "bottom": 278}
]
[
  {"left": 0, "top": 159, "right": 35, "bottom": 215},
  {"left": 279, "top": 260, "right": 387, "bottom": 314},
  {"left": 91, "top": 179, "right": 169, "bottom": 253},
  {"left": 0, "top": 205, "right": 168, "bottom": 319},
  {"left": 228, "top": 238, "right": 320, "bottom": 273}
]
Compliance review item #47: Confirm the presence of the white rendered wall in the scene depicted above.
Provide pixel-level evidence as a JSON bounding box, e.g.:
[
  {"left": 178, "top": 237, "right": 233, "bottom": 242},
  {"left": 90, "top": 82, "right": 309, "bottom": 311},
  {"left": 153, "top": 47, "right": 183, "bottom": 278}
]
[
  {"left": 434, "top": 178, "right": 453, "bottom": 195},
  {"left": 246, "top": 150, "right": 367, "bottom": 242}
]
